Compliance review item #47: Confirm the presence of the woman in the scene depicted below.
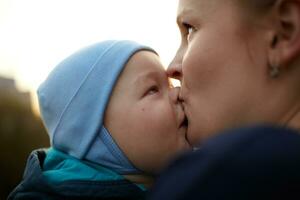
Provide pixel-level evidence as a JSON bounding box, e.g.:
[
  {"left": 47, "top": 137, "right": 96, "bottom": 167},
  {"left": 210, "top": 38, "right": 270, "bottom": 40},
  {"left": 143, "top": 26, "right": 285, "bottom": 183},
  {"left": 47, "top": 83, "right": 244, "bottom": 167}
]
[
  {"left": 168, "top": 0, "right": 300, "bottom": 146},
  {"left": 148, "top": 0, "right": 300, "bottom": 199}
]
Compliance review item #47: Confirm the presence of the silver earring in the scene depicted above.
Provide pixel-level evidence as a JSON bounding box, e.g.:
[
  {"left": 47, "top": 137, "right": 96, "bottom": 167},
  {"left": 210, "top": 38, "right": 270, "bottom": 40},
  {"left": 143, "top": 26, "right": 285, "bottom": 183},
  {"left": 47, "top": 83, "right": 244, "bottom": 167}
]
[{"left": 270, "top": 64, "right": 280, "bottom": 78}]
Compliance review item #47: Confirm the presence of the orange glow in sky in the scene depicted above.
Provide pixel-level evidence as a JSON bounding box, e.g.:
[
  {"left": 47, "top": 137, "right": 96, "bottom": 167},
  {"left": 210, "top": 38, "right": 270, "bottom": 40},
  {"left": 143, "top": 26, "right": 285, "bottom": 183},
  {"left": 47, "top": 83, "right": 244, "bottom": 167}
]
[{"left": 0, "top": 0, "right": 180, "bottom": 113}]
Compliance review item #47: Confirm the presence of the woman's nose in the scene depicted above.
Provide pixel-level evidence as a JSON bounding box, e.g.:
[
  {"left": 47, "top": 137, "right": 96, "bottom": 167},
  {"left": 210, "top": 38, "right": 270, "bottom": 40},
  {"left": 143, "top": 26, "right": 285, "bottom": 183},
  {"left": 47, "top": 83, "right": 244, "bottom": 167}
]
[
  {"left": 167, "top": 45, "right": 184, "bottom": 81},
  {"left": 167, "top": 61, "right": 183, "bottom": 81}
]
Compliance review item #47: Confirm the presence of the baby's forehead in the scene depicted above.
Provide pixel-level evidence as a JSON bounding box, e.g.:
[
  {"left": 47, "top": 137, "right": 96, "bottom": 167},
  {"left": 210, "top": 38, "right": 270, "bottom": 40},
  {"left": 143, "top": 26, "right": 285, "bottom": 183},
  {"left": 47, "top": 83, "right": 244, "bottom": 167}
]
[
  {"left": 114, "top": 51, "right": 167, "bottom": 91},
  {"left": 124, "top": 50, "right": 165, "bottom": 74}
]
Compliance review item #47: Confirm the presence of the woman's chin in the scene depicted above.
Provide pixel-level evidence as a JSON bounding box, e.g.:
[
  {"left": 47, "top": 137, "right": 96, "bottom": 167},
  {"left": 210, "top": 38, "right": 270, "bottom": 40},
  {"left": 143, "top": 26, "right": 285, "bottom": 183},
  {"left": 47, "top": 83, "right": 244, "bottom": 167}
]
[
  {"left": 187, "top": 127, "right": 203, "bottom": 147},
  {"left": 186, "top": 128, "right": 196, "bottom": 146}
]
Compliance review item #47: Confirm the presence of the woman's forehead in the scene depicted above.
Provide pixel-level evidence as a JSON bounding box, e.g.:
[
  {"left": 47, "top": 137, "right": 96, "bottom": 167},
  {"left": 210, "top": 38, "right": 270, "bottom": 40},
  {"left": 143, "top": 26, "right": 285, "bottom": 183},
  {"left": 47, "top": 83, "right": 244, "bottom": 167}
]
[
  {"left": 177, "top": 0, "right": 238, "bottom": 24},
  {"left": 177, "top": 0, "right": 232, "bottom": 16}
]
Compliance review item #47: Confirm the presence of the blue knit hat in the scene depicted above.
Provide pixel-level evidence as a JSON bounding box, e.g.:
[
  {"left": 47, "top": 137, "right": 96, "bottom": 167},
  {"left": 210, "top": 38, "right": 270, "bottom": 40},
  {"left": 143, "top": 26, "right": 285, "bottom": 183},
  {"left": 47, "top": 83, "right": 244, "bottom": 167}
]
[{"left": 38, "top": 40, "right": 156, "bottom": 174}]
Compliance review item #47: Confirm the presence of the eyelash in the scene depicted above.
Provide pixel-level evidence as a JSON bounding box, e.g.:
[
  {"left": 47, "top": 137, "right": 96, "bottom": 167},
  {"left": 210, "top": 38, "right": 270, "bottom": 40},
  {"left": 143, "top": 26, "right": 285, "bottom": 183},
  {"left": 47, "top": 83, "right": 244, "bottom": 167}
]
[
  {"left": 145, "top": 85, "right": 159, "bottom": 96},
  {"left": 182, "top": 22, "right": 195, "bottom": 39}
]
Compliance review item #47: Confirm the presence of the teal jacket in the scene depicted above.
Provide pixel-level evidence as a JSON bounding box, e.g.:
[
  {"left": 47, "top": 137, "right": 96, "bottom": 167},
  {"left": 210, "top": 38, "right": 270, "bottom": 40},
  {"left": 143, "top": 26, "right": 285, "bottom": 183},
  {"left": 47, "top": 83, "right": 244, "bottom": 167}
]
[{"left": 8, "top": 148, "right": 146, "bottom": 200}]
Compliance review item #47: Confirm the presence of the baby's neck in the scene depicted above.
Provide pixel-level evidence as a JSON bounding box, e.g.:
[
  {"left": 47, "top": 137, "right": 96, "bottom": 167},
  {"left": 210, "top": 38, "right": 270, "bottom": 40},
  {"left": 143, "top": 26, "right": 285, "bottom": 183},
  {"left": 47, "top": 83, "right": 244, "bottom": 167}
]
[{"left": 123, "top": 174, "right": 155, "bottom": 189}]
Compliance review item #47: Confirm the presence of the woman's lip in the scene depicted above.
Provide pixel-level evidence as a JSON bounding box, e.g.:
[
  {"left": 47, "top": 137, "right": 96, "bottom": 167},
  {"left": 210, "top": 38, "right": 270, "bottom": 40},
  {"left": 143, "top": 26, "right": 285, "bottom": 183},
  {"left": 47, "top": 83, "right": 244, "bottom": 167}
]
[
  {"left": 186, "top": 129, "right": 193, "bottom": 146},
  {"left": 183, "top": 112, "right": 193, "bottom": 145},
  {"left": 179, "top": 114, "right": 188, "bottom": 128},
  {"left": 179, "top": 124, "right": 192, "bottom": 148},
  {"left": 178, "top": 102, "right": 187, "bottom": 128},
  {"left": 180, "top": 102, "right": 197, "bottom": 147},
  {"left": 181, "top": 103, "right": 189, "bottom": 126},
  {"left": 179, "top": 124, "right": 188, "bottom": 141},
  {"left": 178, "top": 115, "right": 189, "bottom": 144}
]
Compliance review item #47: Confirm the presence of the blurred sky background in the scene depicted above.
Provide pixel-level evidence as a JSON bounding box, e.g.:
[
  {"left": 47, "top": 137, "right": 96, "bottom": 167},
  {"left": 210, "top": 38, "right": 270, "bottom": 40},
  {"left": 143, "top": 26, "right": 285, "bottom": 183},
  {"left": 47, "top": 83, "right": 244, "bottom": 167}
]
[{"left": 0, "top": 0, "right": 180, "bottom": 113}]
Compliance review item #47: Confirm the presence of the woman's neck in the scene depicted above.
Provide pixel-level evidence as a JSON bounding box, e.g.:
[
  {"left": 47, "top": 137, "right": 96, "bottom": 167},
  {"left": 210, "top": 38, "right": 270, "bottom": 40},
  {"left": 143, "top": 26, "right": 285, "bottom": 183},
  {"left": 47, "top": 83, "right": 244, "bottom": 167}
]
[{"left": 123, "top": 174, "right": 155, "bottom": 189}]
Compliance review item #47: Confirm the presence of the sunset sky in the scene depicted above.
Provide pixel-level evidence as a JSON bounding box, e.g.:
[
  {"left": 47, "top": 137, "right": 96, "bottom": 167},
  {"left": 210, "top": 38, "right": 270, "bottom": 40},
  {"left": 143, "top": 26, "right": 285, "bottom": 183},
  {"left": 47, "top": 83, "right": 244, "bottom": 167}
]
[{"left": 0, "top": 0, "right": 180, "bottom": 112}]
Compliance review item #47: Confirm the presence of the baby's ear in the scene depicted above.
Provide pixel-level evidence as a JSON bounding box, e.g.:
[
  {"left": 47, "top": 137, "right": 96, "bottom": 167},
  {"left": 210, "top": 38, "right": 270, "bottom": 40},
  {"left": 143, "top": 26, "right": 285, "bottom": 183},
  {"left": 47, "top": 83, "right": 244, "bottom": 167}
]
[{"left": 269, "top": 0, "right": 300, "bottom": 67}]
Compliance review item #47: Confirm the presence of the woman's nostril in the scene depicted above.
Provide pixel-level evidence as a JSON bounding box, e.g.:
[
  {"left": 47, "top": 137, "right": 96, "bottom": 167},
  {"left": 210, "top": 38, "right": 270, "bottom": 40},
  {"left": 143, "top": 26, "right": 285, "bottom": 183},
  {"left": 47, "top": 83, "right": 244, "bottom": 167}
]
[
  {"left": 167, "top": 63, "right": 182, "bottom": 80},
  {"left": 172, "top": 71, "right": 182, "bottom": 80},
  {"left": 167, "top": 67, "right": 180, "bottom": 77}
]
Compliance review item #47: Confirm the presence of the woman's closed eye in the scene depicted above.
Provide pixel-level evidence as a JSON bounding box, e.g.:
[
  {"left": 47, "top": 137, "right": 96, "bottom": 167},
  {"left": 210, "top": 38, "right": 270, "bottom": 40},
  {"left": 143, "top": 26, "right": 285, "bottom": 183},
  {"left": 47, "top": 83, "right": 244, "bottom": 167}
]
[{"left": 182, "top": 22, "right": 196, "bottom": 40}]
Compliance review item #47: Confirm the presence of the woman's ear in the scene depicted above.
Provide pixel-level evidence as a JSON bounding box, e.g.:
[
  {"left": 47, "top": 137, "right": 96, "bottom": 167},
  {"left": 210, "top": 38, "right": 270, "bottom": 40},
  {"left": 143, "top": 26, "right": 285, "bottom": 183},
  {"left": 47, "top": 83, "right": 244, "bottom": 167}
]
[{"left": 269, "top": 0, "right": 300, "bottom": 67}]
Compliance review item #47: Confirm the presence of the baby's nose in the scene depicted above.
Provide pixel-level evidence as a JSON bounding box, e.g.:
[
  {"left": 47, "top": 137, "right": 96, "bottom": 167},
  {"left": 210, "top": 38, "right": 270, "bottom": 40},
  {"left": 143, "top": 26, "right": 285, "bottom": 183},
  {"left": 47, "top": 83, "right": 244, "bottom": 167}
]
[{"left": 169, "top": 87, "right": 180, "bottom": 103}]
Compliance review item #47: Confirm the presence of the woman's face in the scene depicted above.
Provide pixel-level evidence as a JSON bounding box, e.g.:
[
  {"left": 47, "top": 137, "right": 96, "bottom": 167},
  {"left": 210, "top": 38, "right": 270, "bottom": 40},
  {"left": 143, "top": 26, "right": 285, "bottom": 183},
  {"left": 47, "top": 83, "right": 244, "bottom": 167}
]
[{"left": 169, "top": 0, "right": 274, "bottom": 146}]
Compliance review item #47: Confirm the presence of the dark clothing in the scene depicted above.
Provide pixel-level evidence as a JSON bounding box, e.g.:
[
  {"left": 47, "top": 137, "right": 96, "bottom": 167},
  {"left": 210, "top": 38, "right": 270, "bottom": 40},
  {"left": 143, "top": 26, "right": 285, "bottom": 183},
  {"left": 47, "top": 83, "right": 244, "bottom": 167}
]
[
  {"left": 8, "top": 149, "right": 146, "bottom": 200},
  {"left": 148, "top": 125, "right": 300, "bottom": 200}
]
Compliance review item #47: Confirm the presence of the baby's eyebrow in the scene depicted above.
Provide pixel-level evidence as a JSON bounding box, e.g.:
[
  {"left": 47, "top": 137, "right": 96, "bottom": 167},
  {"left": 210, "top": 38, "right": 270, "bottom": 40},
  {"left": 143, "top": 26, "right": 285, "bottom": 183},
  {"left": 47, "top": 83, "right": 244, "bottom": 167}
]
[{"left": 133, "top": 71, "right": 163, "bottom": 86}]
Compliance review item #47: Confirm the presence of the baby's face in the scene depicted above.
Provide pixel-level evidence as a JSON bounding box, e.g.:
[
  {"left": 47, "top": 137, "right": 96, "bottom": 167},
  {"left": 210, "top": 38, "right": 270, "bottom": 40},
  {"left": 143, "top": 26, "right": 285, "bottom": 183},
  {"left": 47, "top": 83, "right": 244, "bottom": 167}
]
[{"left": 104, "top": 51, "right": 190, "bottom": 174}]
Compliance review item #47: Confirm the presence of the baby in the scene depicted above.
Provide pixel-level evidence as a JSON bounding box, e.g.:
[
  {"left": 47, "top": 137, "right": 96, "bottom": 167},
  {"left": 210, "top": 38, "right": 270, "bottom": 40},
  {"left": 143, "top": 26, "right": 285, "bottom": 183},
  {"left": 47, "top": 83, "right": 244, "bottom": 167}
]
[{"left": 9, "top": 40, "right": 190, "bottom": 200}]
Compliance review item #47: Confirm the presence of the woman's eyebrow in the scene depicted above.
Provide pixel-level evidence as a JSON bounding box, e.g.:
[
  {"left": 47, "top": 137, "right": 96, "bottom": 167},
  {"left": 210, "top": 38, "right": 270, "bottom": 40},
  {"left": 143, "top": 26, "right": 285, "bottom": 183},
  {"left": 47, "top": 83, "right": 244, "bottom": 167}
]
[
  {"left": 177, "top": 7, "right": 193, "bottom": 26},
  {"left": 177, "top": 12, "right": 185, "bottom": 27}
]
